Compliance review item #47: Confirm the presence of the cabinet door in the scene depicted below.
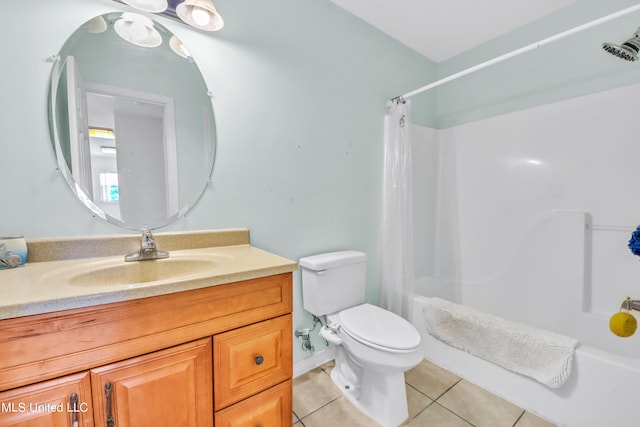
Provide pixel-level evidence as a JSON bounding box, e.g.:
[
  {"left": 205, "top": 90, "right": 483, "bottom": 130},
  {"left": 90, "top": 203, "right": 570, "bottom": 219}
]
[
  {"left": 214, "top": 315, "right": 292, "bottom": 410},
  {"left": 214, "top": 380, "right": 292, "bottom": 427},
  {"left": 90, "top": 338, "right": 212, "bottom": 427},
  {"left": 0, "top": 371, "right": 93, "bottom": 427}
]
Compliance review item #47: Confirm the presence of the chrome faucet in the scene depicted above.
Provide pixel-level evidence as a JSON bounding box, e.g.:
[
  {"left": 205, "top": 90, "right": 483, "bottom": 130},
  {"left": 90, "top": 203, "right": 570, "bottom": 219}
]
[
  {"left": 620, "top": 297, "right": 640, "bottom": 312},
  {"left": 125, "top": 229, "right": 169, "bottom": 262}
]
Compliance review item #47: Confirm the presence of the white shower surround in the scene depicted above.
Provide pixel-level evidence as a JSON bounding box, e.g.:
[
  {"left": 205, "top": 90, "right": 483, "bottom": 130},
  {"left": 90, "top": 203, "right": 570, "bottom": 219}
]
[{"left": 411, "top": 82, "right": 640, "bottom": 426}]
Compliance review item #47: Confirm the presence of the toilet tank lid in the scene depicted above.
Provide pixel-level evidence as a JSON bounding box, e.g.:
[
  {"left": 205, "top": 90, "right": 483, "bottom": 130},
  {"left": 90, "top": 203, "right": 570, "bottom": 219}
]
[{"left": 299, "top": 251, "right": 366, "bottom": 271}]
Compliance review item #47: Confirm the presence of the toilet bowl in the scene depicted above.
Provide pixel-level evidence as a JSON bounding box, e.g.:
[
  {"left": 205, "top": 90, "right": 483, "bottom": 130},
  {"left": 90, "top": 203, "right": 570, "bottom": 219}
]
[
  {"left": 299, "top": 251, "right": 423, "bottom": 427},
  {"left": 322, "top": 304, "right": 423, "bottom": 371}
]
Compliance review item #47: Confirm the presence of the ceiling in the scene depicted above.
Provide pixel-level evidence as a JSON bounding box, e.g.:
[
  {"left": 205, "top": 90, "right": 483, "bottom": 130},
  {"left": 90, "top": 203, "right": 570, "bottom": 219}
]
[{"left": 330, "top": 0, "right": 578, "bottom": 62}]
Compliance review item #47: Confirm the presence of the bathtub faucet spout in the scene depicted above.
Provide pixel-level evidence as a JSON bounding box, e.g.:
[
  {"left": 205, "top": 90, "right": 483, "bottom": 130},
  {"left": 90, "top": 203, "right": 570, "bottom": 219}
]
[{"left": 620, "top": 297, "right": 640, "bottom": 312}]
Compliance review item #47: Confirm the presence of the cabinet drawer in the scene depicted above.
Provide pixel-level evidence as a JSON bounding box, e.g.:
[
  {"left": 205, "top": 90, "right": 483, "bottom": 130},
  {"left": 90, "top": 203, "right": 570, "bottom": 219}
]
[
  {"left": 214, "top": 315, "right": 292, "bottom": 410},
  {"left": 214, "top": 380, "right": 292, "bottom": 427},
  {"left": 0, "top": 371, "right": 93, "bottom": 427}
]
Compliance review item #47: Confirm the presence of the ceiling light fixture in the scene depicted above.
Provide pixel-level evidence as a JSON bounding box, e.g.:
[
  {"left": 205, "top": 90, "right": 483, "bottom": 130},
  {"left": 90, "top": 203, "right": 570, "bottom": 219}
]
[
  {"left": 119, "top": 0, "right": 168, "bottom": 13},
  {"left": 176, "top": 0, "right": 224, "bottom": 31},
  {"left": 114, "top": 12, "right": 162, "bottom": 48}
]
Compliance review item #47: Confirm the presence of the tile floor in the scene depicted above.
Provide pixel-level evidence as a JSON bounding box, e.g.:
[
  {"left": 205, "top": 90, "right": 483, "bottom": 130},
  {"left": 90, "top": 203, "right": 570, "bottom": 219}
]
[{"left": 292, "top": 359, "right": 556, "bottom": 427}]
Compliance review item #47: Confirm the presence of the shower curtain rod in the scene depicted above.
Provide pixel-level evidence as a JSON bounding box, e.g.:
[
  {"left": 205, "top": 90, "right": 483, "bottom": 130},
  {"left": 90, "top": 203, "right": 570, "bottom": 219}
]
[{"left": 393, "top": 3, "right": 640, "bottom": 102}]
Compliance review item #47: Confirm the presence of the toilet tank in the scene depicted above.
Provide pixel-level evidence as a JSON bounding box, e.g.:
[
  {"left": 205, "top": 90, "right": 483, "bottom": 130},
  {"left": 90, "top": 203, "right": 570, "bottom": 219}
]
[{"left": 299, "top": 251, "right": 367, "bottom": 316}]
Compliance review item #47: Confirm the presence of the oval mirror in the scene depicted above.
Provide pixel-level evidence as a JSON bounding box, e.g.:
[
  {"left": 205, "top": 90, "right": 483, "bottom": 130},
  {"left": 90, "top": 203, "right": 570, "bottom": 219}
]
[{"left": 48, "top": 12, "right": 216, "bottom": 230}]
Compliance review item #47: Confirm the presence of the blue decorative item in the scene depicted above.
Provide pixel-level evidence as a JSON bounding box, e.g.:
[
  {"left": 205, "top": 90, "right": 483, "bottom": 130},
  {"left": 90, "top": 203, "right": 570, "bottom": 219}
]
[
  {"left": 629, "top": 226, "right": 640, "bottom": 257},
  {"left": 0, "top": 236, "right": 27, "bottom": 269}
]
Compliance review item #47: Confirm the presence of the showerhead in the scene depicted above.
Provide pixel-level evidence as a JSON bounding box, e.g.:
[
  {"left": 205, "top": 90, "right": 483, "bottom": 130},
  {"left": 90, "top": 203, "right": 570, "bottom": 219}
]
[{"left": 602, "top": 28, "right": 640, "bottom": 62}]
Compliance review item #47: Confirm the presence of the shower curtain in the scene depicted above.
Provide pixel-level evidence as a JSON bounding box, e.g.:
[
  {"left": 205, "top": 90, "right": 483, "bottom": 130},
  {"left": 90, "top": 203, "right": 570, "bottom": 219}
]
[{"left": 381, "top": 99, "right": 414, "bottom": 319}]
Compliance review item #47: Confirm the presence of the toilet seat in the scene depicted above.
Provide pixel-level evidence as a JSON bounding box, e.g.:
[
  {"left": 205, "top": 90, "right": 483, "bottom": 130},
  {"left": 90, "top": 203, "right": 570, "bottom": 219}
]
[{"left": 337, "top": 304, "right": 421, "bottom": 352}]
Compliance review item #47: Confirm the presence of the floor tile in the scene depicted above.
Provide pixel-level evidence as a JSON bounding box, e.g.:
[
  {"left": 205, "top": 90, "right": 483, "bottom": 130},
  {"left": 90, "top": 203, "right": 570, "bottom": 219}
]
[
  {"left": 294, "top": 359, "right": 559, "bottom": 427},
  {"left": 301, "top": 396, "right": 381, "bottom": 427},
  {"left": 405, "top": 403, "right": 473, "bottom": 427},
  {"left": 404, "top": 359, "right": 461, "bottom": 400},
  {"left": 405, "top": 383, "right": 433, "bottom": 420},
  {"left": 437, "top": 380, "right": 523, "bottom": 427},
  {"left": 515, "top": 411, "right": 557, "bottom": 427},
  {"left": 292, "top": 368, "right": 342, "bottom": 418}
]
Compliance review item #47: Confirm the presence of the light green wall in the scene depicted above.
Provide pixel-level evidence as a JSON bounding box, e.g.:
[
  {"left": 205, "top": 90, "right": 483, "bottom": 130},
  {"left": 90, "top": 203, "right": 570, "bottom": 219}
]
[
  {"left": 429, "top": 0, "right": 640, "bottom": 128},
  {"left": 0, "top": 0, "right": 435, "bottom": 362}
]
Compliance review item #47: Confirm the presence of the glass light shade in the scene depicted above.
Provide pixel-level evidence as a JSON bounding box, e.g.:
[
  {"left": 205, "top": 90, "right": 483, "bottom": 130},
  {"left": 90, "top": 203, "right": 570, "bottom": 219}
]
[
  {"left": 169, "top": 35, "right": 192, "bottom": 58},
  {"left": 82, "top": 16, "right": 107, "bottom": 33},
  {"left": 120, "top": 0, "right": 168, "bottom": 13},
  {"left": 176, "top": 0, "right": 224, "bottom": 31},
  {"left": 114, "top": 12, "right": 162, "bottom": 48}
]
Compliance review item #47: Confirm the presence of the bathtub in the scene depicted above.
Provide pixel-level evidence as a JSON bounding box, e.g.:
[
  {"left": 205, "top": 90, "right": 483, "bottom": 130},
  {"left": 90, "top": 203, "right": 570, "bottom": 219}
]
[{"left": 410, "top": 211, "right": 640, "bottom": 427}]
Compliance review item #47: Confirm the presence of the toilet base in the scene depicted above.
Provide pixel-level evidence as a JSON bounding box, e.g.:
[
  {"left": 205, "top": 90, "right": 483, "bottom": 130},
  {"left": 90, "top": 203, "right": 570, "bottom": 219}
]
[{"left": 330, "top": 350, "right": 409, "bottom": 427}]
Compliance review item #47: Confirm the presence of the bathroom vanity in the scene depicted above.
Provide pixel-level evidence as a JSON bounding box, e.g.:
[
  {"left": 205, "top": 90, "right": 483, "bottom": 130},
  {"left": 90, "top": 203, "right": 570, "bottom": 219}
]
[{"left": 0, "top": 229, "right": 296, "bottom": 426}]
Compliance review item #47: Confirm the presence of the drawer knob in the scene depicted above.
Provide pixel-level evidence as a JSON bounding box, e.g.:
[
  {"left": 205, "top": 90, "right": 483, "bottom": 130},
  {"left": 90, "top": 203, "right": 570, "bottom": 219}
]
[{"left": 255, "top": 355, "right": 264, "bottom": 365}]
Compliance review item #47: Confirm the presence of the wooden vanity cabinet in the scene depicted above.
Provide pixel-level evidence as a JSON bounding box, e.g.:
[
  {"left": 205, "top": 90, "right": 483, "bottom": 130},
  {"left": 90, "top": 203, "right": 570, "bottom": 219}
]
[{"left": 0, "top": 273, "right": 293, "bottom": 427}]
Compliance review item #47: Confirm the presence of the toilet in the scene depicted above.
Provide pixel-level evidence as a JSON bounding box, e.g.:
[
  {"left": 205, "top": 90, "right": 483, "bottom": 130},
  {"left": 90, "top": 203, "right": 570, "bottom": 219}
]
[{"left": 299, "top": 251, "right": 423, "bottom": 427}]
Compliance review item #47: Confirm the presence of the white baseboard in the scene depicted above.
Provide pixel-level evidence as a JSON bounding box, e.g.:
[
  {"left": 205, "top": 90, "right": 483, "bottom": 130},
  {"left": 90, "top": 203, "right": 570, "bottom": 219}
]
[{"left": 293, "top": 347, "right": 336, "bottom": 378}]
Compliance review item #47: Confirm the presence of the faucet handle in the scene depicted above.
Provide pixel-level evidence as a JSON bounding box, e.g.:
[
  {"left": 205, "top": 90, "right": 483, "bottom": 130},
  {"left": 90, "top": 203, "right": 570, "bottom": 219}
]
[
  {"left": 124, "top": 229, "right": 168, "bottom": 261},
  {"left": 140, "top": 229, "right": 156, "bottom": 249}
]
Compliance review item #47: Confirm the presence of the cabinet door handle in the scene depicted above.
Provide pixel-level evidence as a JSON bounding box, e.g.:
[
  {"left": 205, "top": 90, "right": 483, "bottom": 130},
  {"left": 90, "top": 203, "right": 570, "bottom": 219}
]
[
  {"left": 105, "top": 382, "right": 115, "bottom": 427},
  {"left": 255, "top": 355, "right": 264, "bottom": 365},
  {"left": 69, "top": 393, "right": 79, "bottom": 427}
]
